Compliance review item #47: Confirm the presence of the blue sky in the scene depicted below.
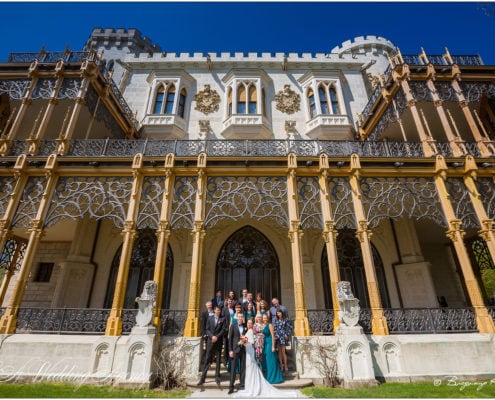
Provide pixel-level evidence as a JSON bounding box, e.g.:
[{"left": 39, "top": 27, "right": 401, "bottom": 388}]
[{"left": 0, "top": 2, "right": 494, "bottom": 64}]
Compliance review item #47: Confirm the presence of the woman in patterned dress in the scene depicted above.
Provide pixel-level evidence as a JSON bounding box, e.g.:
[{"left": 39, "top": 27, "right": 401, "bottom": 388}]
[{"left": 273, "top": 309, "right": 293, "bottom": 371}]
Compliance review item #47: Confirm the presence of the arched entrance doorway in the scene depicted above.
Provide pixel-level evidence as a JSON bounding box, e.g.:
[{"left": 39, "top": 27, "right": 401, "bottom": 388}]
[
  {"left": 104, "top": 228, "right": 174, "bottom": 309},
  {"left": 215, "top": 226, "right": 280, "bottom": 301},
  {"left": 321, "top": 229, "right": 390, "bottom": 309}
]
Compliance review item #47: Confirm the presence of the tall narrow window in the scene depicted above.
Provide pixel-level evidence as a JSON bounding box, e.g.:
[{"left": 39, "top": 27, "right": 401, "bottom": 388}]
[
  {"left": 262, "top": 88, "right": 266, "bottom": 117},
  {"left": 153, "top": 86, "right": 165, "bottom": 114},
  {"left": 248, "top": 85, "right": 257, "bottom": 114},
  {"left": 165, "top": 85, "right": 176, "bottom": 114},
  {"left": 308, "top": 89, "right": 316, "bottom": 118},
  {"left": 228, "top": 87, "right": 233, "bottom": 116},
  {"left": 237, "top": 85, "right": 246, "bottom": 114},
  {"left": 330, "top": 87, "right": 339, "bottom": 114},
  {"left": 178, "top": 88, "right": 186, "bottom": 118},
  {"left": 319, "top": 86, "right": 328, "bottom": 114}
]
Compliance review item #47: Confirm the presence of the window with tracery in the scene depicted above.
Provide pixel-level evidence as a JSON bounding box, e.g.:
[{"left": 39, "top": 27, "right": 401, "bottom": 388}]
[
  {"left": 307, "top": 82, "right": 341, "bottom": 119},
  {"left": 0, "top": 235, "right": 27, "bottom": 273},
  {"left": 148, "top": 79, "right": 189, "bottom": 118}
]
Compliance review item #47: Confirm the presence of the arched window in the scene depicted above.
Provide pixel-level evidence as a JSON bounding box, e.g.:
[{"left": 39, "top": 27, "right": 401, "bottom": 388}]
[
  {"left": 319, "top": 85, "right": 328, "bottom": 114},
  {"left": 330, "top": 86, "right": 340, "bottom": 114},
  {"left": 178, "top": 88, "right": 187, "bottom": 118},
  {"left": 308, "top": 89, "right": 316, "bottom": 119},
  {"left": 237, "top": 84, "right": 246, "bottom": 114},
  {"left": 262, "top": 88, "right": 266, "bottom": 117},
  {"left": 227, "top": 87, "right": 233, "bottom": 116},
  {"left": 248, "top": 85, "right": 257, "bottom": 114},
  {"left": 216, "top": 226, "right": 280, "bottom": 301},
  {"left": 153, "top": 86, "right": 165, "bottom": 114},
  {"left": 165, "top": 85, "right": 176, "bottom": 114}
]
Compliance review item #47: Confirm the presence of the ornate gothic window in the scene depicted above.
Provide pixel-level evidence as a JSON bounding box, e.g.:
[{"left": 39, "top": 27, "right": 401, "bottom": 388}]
[
  {"left": 153, "top": 86, "right": 165, "bottom": 114},
  {"left": 178, "top": 88, "right": 187, "bottom": 118},
  {"left": 321, "top": 229, "right": 390, "bottom": 309},
  {"left": 105, "top": 229, "right": 174, "bottom": 309},
  {"left": 215, "top": 226, "right": 280, "bottom": 302}
]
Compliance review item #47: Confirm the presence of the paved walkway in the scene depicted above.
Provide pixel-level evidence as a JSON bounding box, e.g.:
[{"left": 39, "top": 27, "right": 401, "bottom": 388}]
[{"left": 187, "top": 387, "right": 307, "bottom": 398}]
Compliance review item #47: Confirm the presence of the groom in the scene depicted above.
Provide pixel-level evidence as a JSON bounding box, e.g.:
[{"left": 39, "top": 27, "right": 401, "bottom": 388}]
[{"left": 228, "top": 312, "right": 247, "bottom": 394}]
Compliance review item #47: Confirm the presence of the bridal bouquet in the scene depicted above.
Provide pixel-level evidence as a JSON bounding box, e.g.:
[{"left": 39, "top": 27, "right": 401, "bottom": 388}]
[{"left": 252, "top": 326, "right": 264, "bottom": 365}]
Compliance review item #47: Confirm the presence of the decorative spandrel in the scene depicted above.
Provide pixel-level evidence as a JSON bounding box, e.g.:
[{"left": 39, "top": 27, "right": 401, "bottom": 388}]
[
  {"left": 445, "top": 178, "right": 479, "bottom": 229},
  {"left": 11, "top": 176, "right": 48, "bottom": 228},
  {"left": 360, "top": 177, "right": 447, "bottom": 229},
  {"left": 205, "top": 176, "right": 289, "bottom": 228},
  {"left": 44, "top": 176, "right": 133, "bottom": 229},
  {"left": 0, "top": 79, "right": 30, "bottom": 100},
  {"left": 31, "top": 79, "right": 57, "bottom": 100},
  {"left": 433, "top": 82, "right": 457, "bottom": 102},
  {"left": 327, "top": 177, "right": 356, "bottom": 230},
  {"left": 476, "top": 178, "right": 495, "bottom": 219},
  {"left": 297, "top": 176, "right": 322, "bottom": 230},
  {"left": 57, "top": 78, "right": 82, "bottom": 100},
  {"left": 409, "top": 81, "right": 433, "bottom": 102},
  {"left": 136, "top": 176, "right": 165, "bottom": 230},
  {"left": 0, "top": 237, "right": 25, "bottom": 272},
  {"left": 170, "top": 176, "right": 197, "bottom": 230},
  {"left": 0, "top": 176, "right": 16, "bottom": 217},
  {"left": 459, "top": 82, "right": 495, "bottom": 102}
]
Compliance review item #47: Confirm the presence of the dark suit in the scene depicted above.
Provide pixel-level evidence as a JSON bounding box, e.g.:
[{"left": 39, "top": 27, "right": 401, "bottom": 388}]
[
  {"left": 228, "top": 322, "right": 247, "bottom": 391},
  {"left": 199, "top": 314, "right": 228, "bottom": 382},
  {"left": 211, "top": 296, "right": 224, "bottom": 309}
]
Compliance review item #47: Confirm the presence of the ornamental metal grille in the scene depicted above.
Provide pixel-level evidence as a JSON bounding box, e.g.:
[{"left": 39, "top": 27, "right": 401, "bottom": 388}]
[
  {"left": 205, "top": 176, "right": 289, "bottom": 228},
  {"left": 409, "top": 81, "right": 432, "bottom": 102},
  {"left": 57, "top": 78, "right": 81, "bottom": 100},
  {"left": 11, "top": 176, "right": 47, "bottom": 228},
  {"left": 37, "top": 140, "right": 57, "bottom": 156},
  {"left": 68, "top": 139, "right": 107, "bottom": 157},
  {"left": 368, "top": 101, "right": 398, "bottom": 141},
  {"left": 7, "top": 140, "right": 27, "bottom": 156},
  {"left": 170, "top": 176, "right": 197, "bottom": 230},
  {"left": 459, "top": 82, "right": 495, "bottom": 102},
  {"left": 136, "top": 176, "right": 165, "bottom": 230},
  {"left": 0, "top": 236, "right": 27, "bottom": 272},
  {"left": 445, "top": 178, "right": 479, "bottom": 229},
  {"left": 0, "top": 79, "right": 30, "bottom": 100},
  {"left": 469, "top": 239, "right": 495, "bottom": 272},
  {"left": 31, "top": 79, "right": 57, "bottom": 100},
  {"left": 215, "top": 225, "right": 280, "bottom": 301},
  {"left": 433, "top": 82, "right": 458, "bottom": 102},
  {"left": 297, "top": 176, "right": 322, "bottom": 230},
  {"left": 307, "top": 309, "right": 334, "bottom": 334},
  {"left": 0, "top": 176, "right": 16, "bottom": 217},
  {"left": 327, "top": 177, "right": 356, "bottom": 229},
  {"left": 360, "top": 177, "right": 447, "bottom": 229},
  {"left": 44, "top": 176, "right": 133, "bottom": 229},
  {"left": 475, "top": 178, "right": 495, "bottom": 219}
]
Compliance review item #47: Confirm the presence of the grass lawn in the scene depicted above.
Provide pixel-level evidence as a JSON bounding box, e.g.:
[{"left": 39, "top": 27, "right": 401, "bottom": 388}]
[
  {"left": 301, "top": 380, "right": 495, "bottom": 398},
  {"left": 0, "top": 382, "right": 190, "bottom": 398}
]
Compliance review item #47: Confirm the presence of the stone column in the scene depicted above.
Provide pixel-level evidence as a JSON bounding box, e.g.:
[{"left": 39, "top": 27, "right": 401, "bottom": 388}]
[
  {"left": 0, "top": 155, "right": 59, "bottom": 334},
  {"left": 348, "top": 154, "right": 389, "bottom": 335},
  {"left": 105, "top": 154, "right": 145, "bottom": 336},
  {"left": 184, "top": 153, "right": 207, "bottom": 337},
  {"left": 287, "top": 153, "right": 311, "bottom": 336},
  {"left": 434, "top": 155, "right": 495, "bottom": 333},
  {"left": 318, "top": 153, "right": 341, "bottom": 331},
  {"left": 152, "top": 153, "right": 175, "bottom": 333}
]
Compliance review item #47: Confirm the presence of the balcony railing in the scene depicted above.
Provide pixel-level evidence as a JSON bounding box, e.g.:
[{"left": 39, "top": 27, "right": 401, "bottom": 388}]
[
  {"left": 7, "top": 51, "right": 92, "bottom": 64},
  {"left": 0, "top": 306, "right": 488, "bottom": 336},
  {"left": 3, "top": 138, "right": 490, "bottom": 159},
  {"left": 402, "top": 54, "right": 483, "bottom": 66}
]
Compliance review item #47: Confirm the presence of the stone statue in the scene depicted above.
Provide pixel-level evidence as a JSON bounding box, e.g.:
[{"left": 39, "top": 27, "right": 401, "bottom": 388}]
[
  {"left": 135, "top": 280, "right": 157, "bottom": 328},
  {"left": 337, "top": 281, "right": 360, "bottom": 327}
]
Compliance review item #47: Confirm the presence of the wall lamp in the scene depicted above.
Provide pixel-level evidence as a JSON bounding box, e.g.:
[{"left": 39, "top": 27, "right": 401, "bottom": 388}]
[
  {"left": 336, "top": 161, "right": 345, "bottom": 168},
  {"left": 482, "top": 162, "right": 495, "bottom": 168},
  {"left": 88, "top": 161, "right": 100, "bottom": 167},
  {"left": 306, "top": 160, "right": 313, "bottom": 167},
  {"left": 451, "top": 162, "right": 464, "bottom": 168},
  {"left": 394, "top": 162, "right": 404, "bottom": 167}
]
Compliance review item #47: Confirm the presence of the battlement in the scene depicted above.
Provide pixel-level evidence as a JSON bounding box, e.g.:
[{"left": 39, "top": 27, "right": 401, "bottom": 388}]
[
  {"left": 331, "top": 35, "right": 396, "bottom": 56},
  {"left": 85, "top": 27, "right": 161, "bottom": 54}
]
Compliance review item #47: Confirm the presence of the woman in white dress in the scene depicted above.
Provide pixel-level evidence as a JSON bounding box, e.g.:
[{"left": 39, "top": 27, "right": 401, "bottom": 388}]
[{"left": 234, "top": 319, "right": 298, "bottom": 398}]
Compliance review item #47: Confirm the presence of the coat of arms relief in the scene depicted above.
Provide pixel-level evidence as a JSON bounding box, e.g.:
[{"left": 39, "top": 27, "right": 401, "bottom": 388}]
[
  {"left": 194, "top": 84, "right": 221, "bottom": 114},
  {"left": 275, "top": 84, "right": 301, "bottom": 115}
]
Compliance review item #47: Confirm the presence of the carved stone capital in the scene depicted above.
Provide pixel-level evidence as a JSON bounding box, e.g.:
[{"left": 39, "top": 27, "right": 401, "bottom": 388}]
[
  {"left": 434, "top": 99, "right": 443, "bottom": 108},
  {"left": 194, "top": 84, "right": 220, "bottom": 115},
  {"left": 275, "top": 85, "right": 300, "bottom": 115},
  {"left": 407, "top": 98, "right": 416, "bottom": 108}
]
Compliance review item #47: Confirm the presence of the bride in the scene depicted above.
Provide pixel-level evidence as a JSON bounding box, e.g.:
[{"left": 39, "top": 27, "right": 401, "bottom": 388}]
[{"left": 234, "top": 318, "right": 298, "bottom": 398}]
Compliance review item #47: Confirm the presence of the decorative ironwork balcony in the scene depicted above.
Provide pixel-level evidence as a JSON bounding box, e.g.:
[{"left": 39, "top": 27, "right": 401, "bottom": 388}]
[
  {"left": 221, "top": 114, "right": 272, "bottom": 139},
  {"left": 140, "top": 115, "right": 188, "bottom": 139},
  {"left": 305, "top": 115, "right": 353, "bottom": 140},
  {"left": 6, "top": 51, "right": 91, "bottom": 64},
  {"left": 402, "top": 54, "right": 483, "bottom": 66}
]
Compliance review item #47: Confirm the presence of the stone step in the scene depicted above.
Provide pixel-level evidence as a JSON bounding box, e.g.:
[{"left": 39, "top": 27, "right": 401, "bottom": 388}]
[{"left": 187, "top": 375, "right": 314, "bottom": 390}]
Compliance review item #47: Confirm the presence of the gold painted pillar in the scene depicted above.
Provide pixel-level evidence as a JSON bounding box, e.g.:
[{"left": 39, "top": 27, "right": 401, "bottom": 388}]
[
  {"left": 0, "top": 154, "right": 59, "bottom": 333},
  {"left": 318, "top": 154, "right": 341, "bottom": 331},
  {"left": 348, "top": 154, "right": 389, "bottom": 335},
  {"left": 184, "top": 153, "right": 207, "bottom": 337},
  {"left": 152, "top": 153, "right": 175, "bottom": 332},
  {"left": 105, "top": 153, "right": 145, "bottom": 336},
  {"left": 287, "top": 153, "right": 311, "bottom": 336},
  {"left": 434, "top": 155, "right": 495, "bottom": 333}
]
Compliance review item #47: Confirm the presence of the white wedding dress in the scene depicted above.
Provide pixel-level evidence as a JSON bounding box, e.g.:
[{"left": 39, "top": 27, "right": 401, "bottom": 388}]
[{"left": 234, "top": 329, "right": 299, "bottom": 398}]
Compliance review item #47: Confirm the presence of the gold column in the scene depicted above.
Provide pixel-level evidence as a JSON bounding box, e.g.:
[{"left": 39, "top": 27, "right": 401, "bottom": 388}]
[
  {"left": 0, "top": 154, "right": 59, "bottom": 333},
  {"left": 434, "top": 155, "right": 495, "bottom": 333},
  {"left": 105, "top": 153, "right": 145, "bottom": 336},
  {"left": 152, "top": 153, "right": 175, "bottom": 333},
  {"left": 318, "top": 154, "right": 341, "bottom": 331},
  {"left": 287, "top": 153, "right": 311, "bottom": 336},
  {"left": 184, "top": 153, "right": 207, "bottom": 337},
  {"left": 348, "top": 154, "right": 389, "bottom": 335}
]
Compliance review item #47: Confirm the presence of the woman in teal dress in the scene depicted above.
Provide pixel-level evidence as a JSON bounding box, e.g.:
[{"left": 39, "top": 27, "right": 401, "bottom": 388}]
[{"left": 261, "top": 313, "right": 283, "bottom": 384}]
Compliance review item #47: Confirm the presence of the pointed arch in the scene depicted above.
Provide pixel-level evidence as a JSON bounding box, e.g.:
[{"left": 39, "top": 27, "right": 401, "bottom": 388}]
[
  {"left": 164, "top": 84, "right": 176, "bottom": 114},
  {"left": 237, "top": 84, "right": 246, "bottom": 114},
  {"left": 307, "top": 88, "right": 316, "bottom": 118},
  {"left": 248, "top": 84, "right": 257, "bottom": 114},
  {"left": 153, "top": 85, "right": 165, "bottom": 114},
  {"left": 330, "top": 86, "right": 340, "bottom": 114},
  {"left": 318, "top": 84, "right": 328, "bottom": 114},
  {"left": 215, "top": 226, "right": 280, "bottom": 301},
  {"left": 178, "top": 88, "right": 187, "bottom": 118}
]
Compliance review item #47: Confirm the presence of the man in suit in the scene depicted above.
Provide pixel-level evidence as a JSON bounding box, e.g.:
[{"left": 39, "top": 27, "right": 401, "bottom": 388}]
[
  {"left": 197, "top": 305, "right": 228, "bottom": 386},
  {"left": 270, "top": 297, "right": 288, "bottom": 325},
  {"left": 200, "top": 301, "right": 214, "bottom": 364},
  {"left": 211, "top": 290, "right": 224, "bottom": 309},
  {"left": 228, "top": 313, "right": 247, "bottom": 394}
]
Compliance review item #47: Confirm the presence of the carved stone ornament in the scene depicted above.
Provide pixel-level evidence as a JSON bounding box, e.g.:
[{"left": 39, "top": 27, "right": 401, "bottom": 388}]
[
  {"left": 135, "top": 280, "right": 157, "bottom": 327},
  {"left": 337, "top": 281, "right": 360, "bottom": 327},
  {"left": 194, "top": 84, "right": 220, "bottom": 114},
  {"left": 275, "top": 84, "right": 301, "bottom": 115}
]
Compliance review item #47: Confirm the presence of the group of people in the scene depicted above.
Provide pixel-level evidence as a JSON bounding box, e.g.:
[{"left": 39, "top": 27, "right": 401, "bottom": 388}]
[{"left": 198, "top": 289, "right": 296, "bottom": 397}]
